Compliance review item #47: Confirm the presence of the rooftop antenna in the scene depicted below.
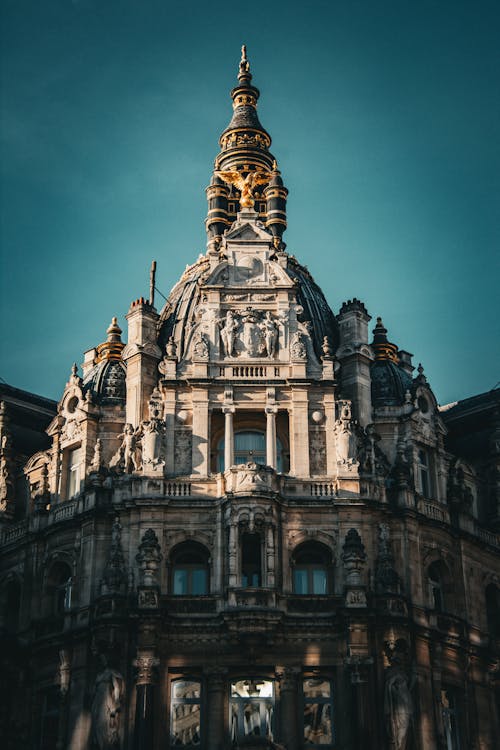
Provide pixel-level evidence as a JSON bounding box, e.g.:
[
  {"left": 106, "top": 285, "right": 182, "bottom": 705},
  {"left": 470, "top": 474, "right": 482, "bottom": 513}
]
[{"left": 149, "top": 260, "right": 157, "bottom": 307}]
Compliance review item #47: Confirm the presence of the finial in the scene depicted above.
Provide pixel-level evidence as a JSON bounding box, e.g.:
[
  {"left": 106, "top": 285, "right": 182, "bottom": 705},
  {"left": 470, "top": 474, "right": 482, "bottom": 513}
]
[
  {"left": 106, "top": 317, "right": 122, "bottom": 343},
  {"left": 71, "top": 363, "right": 78, "bottom": 378},
  {"left": 149, "top": 260, "right": 157, "bottom": 307},
  {"left": 239, "top": 44, "right": 250, "bottom": 78},
  {"left": 416, "top": 362, "right": 427, "bottom": 382}
]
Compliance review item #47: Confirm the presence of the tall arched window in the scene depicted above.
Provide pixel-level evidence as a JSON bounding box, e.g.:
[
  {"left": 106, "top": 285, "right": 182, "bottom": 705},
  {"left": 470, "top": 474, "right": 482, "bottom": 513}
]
[
  {"left": 292, "top": 543, "right": 332, "bottom": 595},
  {"left": 217, "top": 430, "right": 283, "bottom": 472},
  {"left": 171, "top": 543, "right": 209, "bottom": 595}
]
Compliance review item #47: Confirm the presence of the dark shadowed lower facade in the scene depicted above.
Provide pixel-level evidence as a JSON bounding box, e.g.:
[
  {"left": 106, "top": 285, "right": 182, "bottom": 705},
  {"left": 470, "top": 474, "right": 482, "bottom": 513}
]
[{"left": 1, "top": 48, "right": 499, "bottom": 750}]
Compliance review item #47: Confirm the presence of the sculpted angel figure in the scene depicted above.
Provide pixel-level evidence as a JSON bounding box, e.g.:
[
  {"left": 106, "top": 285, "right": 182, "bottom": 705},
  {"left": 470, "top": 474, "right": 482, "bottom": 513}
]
[{"left": 215, "top": 169, "right": 271, "bottom": 209}]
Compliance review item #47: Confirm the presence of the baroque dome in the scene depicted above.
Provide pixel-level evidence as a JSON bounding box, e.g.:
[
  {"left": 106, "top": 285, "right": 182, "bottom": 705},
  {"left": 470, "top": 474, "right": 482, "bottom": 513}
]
[{"left": 157, "top": 252, "right": 338, "bottom": 361}]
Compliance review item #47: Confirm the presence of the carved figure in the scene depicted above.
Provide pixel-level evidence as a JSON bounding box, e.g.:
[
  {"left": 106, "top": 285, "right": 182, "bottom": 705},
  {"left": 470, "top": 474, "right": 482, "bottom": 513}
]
[
  {"left": 91, "top": 655, "right": 125, "bottom": 750},
  {"left": 215, "top": 169, "right": 271, "bottom": 209},
  {"left": 241, "top": 309, "right": 262, "bottom": 356},
  {"left": 110, "top": 424, "right": 140, "bottom": 474},
  {"left": 220, "top": 311, "right": 239, "bottom": 356},
  {"left": 290, "top": 330, "right": 307, "bottom": 360},
  {"left": 91, "top": 439, "right": 103, "bottom": 473},
  {"left": 166, "top": 336, "right": 177, "bottom": 358},
  {"left": 260, "top": 311, "right": 278, "bottom": 358},
  {"left": 193, "top": 331, "right": 210, "bottom": 359},
  {"left": 384, "top": 660, "right": 414, "bottom": 750}
]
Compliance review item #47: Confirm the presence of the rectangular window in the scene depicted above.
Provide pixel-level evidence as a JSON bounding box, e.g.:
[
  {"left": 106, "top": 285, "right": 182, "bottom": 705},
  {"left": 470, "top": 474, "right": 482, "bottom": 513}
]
[
  {"left": 67, "top": 447, "right": 82, "bottom": 499},
  {"left": 170, "top": 679, "right": 202, "bottom": 748},
  {"left": 230, "top": 679, "right": 274, "bottom": 741},
  {"left": 303, "top": 678, "right": 334, "bottom": 747}
]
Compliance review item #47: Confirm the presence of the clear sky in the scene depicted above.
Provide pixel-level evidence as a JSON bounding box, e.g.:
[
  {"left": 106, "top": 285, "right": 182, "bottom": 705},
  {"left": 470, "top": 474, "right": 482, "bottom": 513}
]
[{"left": 1, "top": 0, "right": 499, "bottom": 405}]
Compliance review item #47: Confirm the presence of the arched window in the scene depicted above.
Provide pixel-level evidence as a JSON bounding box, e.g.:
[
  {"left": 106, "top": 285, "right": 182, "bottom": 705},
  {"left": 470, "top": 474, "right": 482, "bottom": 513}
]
[
  {"left": 292, "top": 543, "right": 332, "bottom": 595},
  {"left": 428, "top": 561, "right": 449, "bottom": 613},
  {"left": 171, "top": 543, "right": 209, "bottom": 596},
  {"left": 486, "top": 584, "right": 500, "bottom": 639},
  {"left": 47, "top": 562, "right": 72, "bottom": 615},
  {"left": 217, "top": 430, "right": 284, "bottom": 472}
]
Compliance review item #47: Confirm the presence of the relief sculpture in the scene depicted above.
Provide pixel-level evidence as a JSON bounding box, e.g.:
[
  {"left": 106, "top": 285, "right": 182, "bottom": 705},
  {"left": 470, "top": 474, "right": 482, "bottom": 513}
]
[{"left": 219, "top": 309, "right": 279, "bottom": 359}]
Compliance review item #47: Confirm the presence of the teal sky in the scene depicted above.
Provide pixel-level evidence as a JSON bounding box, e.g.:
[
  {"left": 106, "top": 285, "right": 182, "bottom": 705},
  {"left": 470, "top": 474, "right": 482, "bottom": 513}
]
[{"left": 1, "top": 0, "right": 499, "bottom": 404}]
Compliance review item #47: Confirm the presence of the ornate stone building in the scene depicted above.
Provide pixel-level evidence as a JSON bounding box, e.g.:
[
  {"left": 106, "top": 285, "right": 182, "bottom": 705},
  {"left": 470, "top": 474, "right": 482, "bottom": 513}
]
[{"left": 1, "top": 48, "right": 499, "bottom": 750}]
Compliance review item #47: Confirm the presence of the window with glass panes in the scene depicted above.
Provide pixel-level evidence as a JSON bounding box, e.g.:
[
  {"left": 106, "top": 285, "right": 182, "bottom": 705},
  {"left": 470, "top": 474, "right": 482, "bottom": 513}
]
[
  {"left": 230, "top": 679, "right": 274, "bottom": 741},
  {"left": 217, "top": 430, "right": 283, "bottom": 472},
  {"left": 293, "top": 543, "right": 330, "bottom": 595},
  {"left": 170, "top": 679, "right": 202, "bottom": 748},
  {"left": 66, "top": 447, "right": 82, "bottom": 499},
  {"left": 303, "top": 677, "right": 334, "bottom": 747},
  {"left": 171, "top": 545, "right": 209, "bottom": 595}
]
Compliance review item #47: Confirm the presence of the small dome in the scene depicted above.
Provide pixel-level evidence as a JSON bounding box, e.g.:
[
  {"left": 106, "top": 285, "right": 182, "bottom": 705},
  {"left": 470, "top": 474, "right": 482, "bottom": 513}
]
[
  {"left": 371, "top": 360, "right": 413, "bottom": 406},
  {"left": 370, "top": 317, "right": 412, "bottom": 406},
  {"left": 84, "top": 360, "right": 126, "bottom": 405}
]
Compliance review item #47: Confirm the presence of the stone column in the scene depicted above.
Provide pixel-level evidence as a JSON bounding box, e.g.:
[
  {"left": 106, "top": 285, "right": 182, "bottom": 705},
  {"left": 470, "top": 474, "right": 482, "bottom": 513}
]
[
  {"left": 191, "top": 387, "right": 209, "bottom": 476},
  {"left": 276, "top": 667, "right": 300, "bottom": 750},
  {"left": 266, "top": 525, "right": 275, "bottom": 587},
  {"left": 266, "top": 407, "right": 277, "bottom": 469},
  {"left": 223, "top": 406, "right": 235, "bottom": 470},
  {"left": 289, "top": 387, "right": 309, "bottom": 477},
  {"left": 133, "top": 652, "right": 159, "bottom": 750},
  {"left": 205, "top": 668, "right": 227, "bottom": 750},
  {"left": 228, "top": 517, "right": 238, "bottom": 587}
]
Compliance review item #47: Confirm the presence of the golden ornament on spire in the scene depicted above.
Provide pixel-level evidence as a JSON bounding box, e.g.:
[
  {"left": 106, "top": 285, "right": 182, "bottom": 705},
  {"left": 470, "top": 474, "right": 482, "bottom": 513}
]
[{"left": 215, "top": 169, "right": 271, "bottom": 208}]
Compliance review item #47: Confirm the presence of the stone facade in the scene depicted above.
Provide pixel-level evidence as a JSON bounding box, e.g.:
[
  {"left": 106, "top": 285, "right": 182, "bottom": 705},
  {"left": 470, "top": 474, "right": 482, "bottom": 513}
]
[{"left": 1, "top": 48, "right": 499, "bottom": 750}]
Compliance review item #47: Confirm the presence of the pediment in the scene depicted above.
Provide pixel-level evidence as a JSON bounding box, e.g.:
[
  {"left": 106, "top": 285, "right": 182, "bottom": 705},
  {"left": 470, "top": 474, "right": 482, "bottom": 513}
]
[{"left": 225, "top": 220, "right": 272, "bottom": 242}]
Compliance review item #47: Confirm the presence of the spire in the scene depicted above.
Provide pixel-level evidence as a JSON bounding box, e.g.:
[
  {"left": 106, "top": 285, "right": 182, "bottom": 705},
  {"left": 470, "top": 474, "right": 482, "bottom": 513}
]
[
  {"left": 205, "top": 48, "right": 288, "bottom": 242},
  {"left": 95, "top": 317, "right": 125, "bottom": 363}
]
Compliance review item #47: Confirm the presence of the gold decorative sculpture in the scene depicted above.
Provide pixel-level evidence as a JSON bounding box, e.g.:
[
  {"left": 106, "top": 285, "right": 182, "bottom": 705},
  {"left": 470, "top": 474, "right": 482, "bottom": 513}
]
[{"left": 215, "top": 169, "right": 271, "bottom": 208}]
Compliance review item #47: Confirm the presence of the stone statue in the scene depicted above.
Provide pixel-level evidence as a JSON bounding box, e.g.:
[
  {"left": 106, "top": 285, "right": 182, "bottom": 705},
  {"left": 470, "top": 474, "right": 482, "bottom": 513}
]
[
  {"left": 91, "top": 439, "right": 103, "bottom": 473},
  {"left": 384, "top": 658, "right": 414, "bottom": 750},
  {"left": 193, "top": 331, "right": 210, "bottom": 359},
  {"left": 91, "top": 655, "right": 125, "bottom": 750},
  {"left": 220, "top": 311, "right": 239, "bottom": 356},
  {"left": 166, "top": 336, "right": 177, "bottom": 358},
  {"left": 110, "top": 424, "right": 140, "bottom": 474},
  {"left": 260, "top": 311, "right": 278, "bottom": 358}
]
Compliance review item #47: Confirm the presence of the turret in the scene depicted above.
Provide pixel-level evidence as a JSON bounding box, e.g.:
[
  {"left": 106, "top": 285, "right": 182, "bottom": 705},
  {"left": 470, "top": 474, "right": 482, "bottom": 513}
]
[{"left": 336, "top": 299, "right": 373, "bottom": 426}]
